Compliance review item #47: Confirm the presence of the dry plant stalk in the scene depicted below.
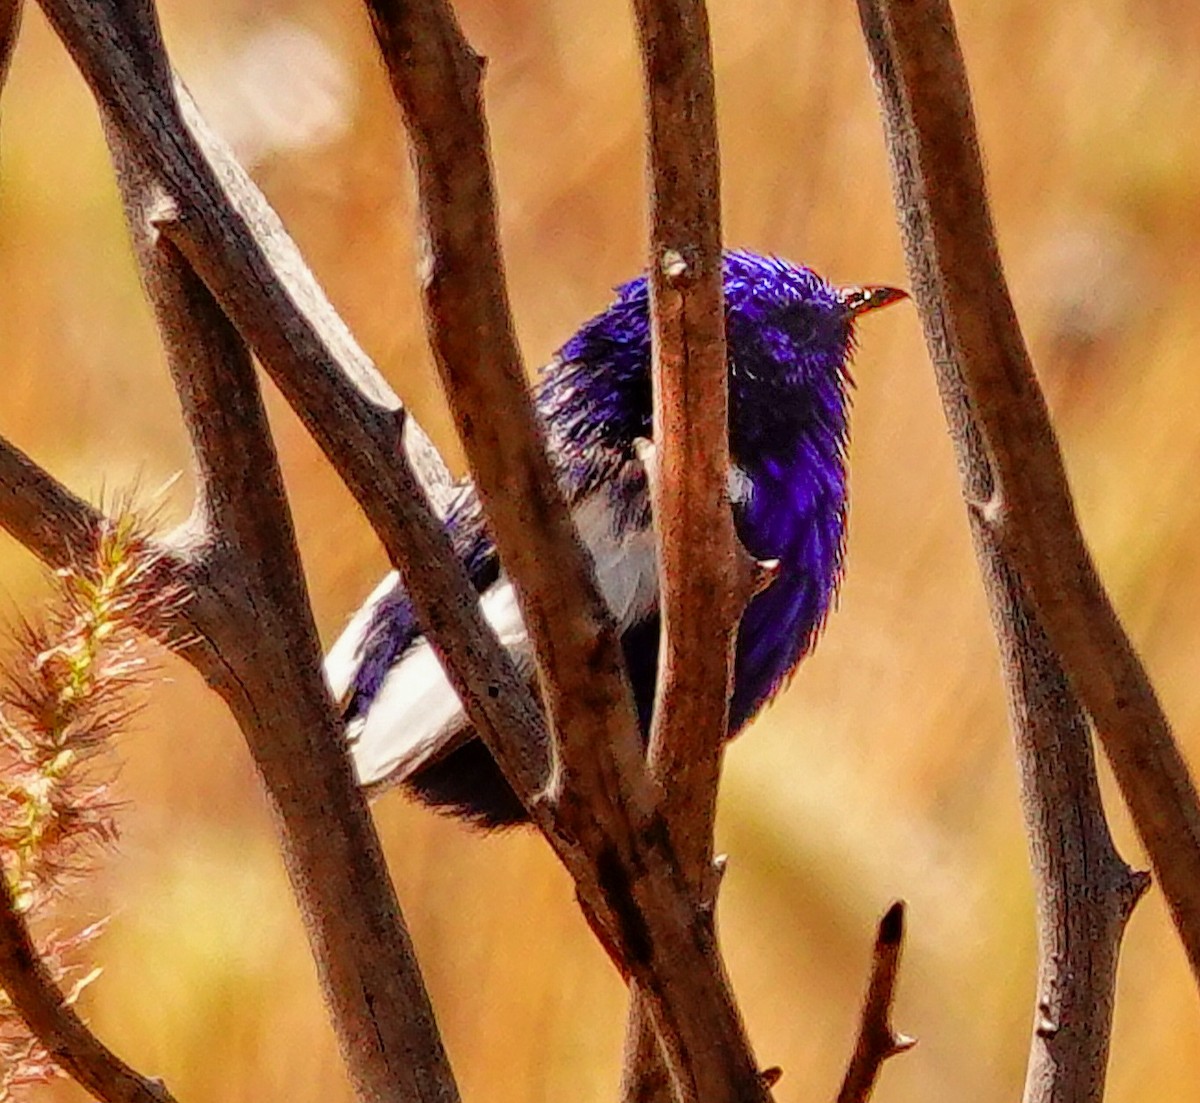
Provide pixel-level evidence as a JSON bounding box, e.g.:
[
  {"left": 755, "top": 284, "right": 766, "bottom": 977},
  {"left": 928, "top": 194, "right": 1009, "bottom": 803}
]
[
  {"left": 620, "top": 2, "right": 762, "bottom": 1100},
  {"left": 0, "top": 516, "right": 177, "bottom": 1103}
]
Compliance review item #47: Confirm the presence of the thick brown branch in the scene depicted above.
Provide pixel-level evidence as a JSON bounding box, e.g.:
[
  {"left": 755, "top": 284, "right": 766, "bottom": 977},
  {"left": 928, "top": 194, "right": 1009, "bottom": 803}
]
[
  {"left": 366, "top": 5, "right": 769, "bottom": 1103},
  {"left": 0, "top": 438, "right": 110, "bottom": 574},
  {"left": 623, "top": 2, "right": 759, "bottom": 1101},
  {"left": 633, "top": 0, "right": 746, "bottom": 871},
  {"left": 858, "top": 11, "right": 1152, "bottom": 1095},
  {"left": 856, "top": 0, "right": 1200, "bottom": 981},
  {"left": 364, "top": 0, "right": 651, "bottom": 824},
  {"left": 835, "top": 902, "right": 914, "bottom": 1103},
  {"left": 104, "top": 110, "right": 459, "bottom": 1103},
  {"left": 858, "top": 2, "right": 1164, "bottom": 1097},
  {"left": 0, "top": 877, "right": 175, "bottom": 1103},
  {"left": 34, "top": 0, "right": 549, "bottom": 799}
]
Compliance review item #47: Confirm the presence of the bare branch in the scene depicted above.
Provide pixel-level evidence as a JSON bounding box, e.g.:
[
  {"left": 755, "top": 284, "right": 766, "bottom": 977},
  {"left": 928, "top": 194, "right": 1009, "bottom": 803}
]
[
  {"left": 0, "top": 438, "right": 110, "bottom": 575},
  {"left": 0, "top": 877, "right": 175, "bottom": 1103},
  {"left": 855, "top": 7, "right": 1153, "bottom": 1096},
  {"left": 363, "top": 0, "right": 652, "bottom": 825},
  {"left": 835, "top": 902, "right": 914, "bottom": 1103},
  {"left": 987, "top": 548, "right": 1150, "bottom": 1103},
  {"left": 0, "top": 440, "right": 213, "bottom": 680},
  {"left": 366, "top": 5, "right": 770, "bottom": 1102},
  {"left": 856, "top": 0, "right": 1200, "bottom": 981},
  {"left": 102, "top": 97, "right": 459, "bottom": 1103},
  {"left": 34, "top": 0, "right": 548, "bottom": 796},
  {"left": 633, "top": 0, "right": 747, "bottom": 862},
  {"left": 623, "top": 1, "right": 760, "bottom": 1099}
]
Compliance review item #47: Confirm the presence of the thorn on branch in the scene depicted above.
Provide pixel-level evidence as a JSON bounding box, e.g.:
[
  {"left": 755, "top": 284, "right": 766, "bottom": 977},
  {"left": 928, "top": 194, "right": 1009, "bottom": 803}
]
[
  {"left": 751, "top": 558, "right": 780, "bottom": 598},
  {"left": 1120, "top": 868, "right": 1153, "bottom": 918},
  {"left": 965, "top": 490, "right": 1005, "bottom": 532},
  {"left": 145, "top": 187, "right": 181, "bottom": 236},
  {"left": 835, "top": 901, "right": 915, "bottom": 1103},
  {"left": 1035, "top": 1001, "right": 1058, "bottom": 1039},
  {"left": 759, "top": 1065, "right": 783, "bottom": 1089},
  {"left": 699, "top": 853, "right": 728, "bottom": 917}
]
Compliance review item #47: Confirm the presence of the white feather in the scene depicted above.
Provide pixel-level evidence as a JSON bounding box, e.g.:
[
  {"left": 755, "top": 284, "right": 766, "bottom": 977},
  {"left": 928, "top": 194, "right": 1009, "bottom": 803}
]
[
  {"left": 326, "top": 487, "right": 658, "bottom": 791},
  {"left": 323, "top": 570, "right": 400, "bottom": 705}
]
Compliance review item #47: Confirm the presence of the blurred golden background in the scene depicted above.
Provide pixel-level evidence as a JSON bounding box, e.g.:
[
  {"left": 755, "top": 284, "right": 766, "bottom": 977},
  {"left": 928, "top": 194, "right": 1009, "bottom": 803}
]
[{"left": 2, "top": 0, "right": 1199, "bottom": 1099}]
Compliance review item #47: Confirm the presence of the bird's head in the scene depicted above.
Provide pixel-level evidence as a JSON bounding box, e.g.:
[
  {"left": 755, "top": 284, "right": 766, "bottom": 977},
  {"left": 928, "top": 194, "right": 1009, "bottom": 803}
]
[
  {"left": 541, "top": 250, "right": 904, "bottom": 477},
  {"left": 720, "top": 250, "right": 905, "bottom": 458}
]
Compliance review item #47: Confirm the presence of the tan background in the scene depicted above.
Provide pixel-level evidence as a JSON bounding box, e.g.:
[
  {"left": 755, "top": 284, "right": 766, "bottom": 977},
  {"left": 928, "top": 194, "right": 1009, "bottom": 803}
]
[{"left": 2, "top": 0, "right": 1199, "bottom": 1099}]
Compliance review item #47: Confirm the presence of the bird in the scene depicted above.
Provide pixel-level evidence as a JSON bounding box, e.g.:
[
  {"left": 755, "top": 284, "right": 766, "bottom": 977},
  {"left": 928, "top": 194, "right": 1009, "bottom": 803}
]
[{"left": 324, "top": 250, "right": 905, "bottom": 828}]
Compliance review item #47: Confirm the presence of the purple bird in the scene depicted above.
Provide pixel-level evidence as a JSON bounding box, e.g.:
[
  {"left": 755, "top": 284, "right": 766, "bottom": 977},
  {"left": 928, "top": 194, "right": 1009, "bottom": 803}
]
[{"left": 324, "top": 250, "right": 904, "bottom": 828}]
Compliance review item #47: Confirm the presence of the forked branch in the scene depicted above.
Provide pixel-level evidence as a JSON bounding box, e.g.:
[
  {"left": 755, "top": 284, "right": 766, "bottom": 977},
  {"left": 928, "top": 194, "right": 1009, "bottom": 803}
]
[
  {"left": 856, "top": 0, "right": 1166, "bottom": 1100},
  {"left": 856, "top": 0, "right": 1200, "bottom": 986},
  {"left": 622, "top": 1, "right": 761, "bottom": 1100},
  {"left": 366, "top": 3, "right": 769, "bottom": 1102}
]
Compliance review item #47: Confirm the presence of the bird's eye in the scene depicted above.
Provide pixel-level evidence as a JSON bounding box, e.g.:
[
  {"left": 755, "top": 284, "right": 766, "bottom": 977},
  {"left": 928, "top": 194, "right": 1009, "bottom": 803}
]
[{"left": 778, "top": 304, "right": 817, "bottom": 344}]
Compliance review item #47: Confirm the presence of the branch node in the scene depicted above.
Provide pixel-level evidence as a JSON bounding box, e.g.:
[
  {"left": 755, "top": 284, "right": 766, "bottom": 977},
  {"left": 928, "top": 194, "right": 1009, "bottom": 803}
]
[
  {"left": 1121, "top": 867, "right": 1153, "bottom": 914},
  {"left": 699, "top": 853, "right": 728, "bottom": 915},
  {"left": 965, "top": 489, "right": 1005, "bottom": 532},
  {"left": 660, "top": 247, "right": 688, "bottom": 281},
  {"left": 1035, "top": 1000, "right": 1059, "bottom": 1039},
  {"left": 633, "top": 436, "right": 657, "bottom": 480},
  {"left": 145, "top": 187, "right": 181, "bottom": 235}
]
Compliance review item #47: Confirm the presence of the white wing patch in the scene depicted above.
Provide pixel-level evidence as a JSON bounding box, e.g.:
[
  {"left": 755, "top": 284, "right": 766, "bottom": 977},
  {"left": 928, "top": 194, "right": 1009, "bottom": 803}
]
[
  {"left": 345, "top": 580, "right": 536, "bottom": 789},
  {"left": 325, "top": 487, "right": 658, "bottom": 792},
  {"left": 323, "top": 570, "right": 400, "bottom": 706}
]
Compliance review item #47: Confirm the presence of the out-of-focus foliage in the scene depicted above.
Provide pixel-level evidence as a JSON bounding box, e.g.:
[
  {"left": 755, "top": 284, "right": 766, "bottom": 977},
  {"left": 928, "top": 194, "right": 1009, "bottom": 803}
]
[{"left": 1, "top": 1, "right": 1198, "bottom": 1100}]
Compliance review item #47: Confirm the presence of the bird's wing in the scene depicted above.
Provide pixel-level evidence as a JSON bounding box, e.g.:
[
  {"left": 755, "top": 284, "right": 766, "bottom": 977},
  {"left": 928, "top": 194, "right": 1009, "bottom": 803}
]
[
  {"left": 324, "top": 465, "right": 658, "bottom": 795},
  {"left": 328, "top": 568, "right": 538, "bottom": 790}
]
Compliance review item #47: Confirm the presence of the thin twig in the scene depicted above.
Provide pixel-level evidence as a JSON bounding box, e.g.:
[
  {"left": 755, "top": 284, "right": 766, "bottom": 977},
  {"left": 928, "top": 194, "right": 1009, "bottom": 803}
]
[
  {"left": 856, "top": 0, "right": 1200, "bottom": 980},
  {"left": 835, "top": 902, "right": 914, "bottom": 1103},
  {"left": 985, "top": 548, "right": 1149, "bottom": 1103},
  {"left": 0, "top": 877, "right": 175, "bottom": 1103}
]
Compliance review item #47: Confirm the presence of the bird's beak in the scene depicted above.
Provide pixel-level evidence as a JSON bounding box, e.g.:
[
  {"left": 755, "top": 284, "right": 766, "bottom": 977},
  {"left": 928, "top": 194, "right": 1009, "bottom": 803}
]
[{"left": 837, "top": 284, "right": 909, "bottom": 318}]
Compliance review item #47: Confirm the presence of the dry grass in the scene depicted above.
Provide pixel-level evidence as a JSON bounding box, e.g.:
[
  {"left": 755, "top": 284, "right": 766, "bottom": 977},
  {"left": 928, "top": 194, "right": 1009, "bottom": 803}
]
[{"left": 1, "top": 0, "right": 1198, "bottom": 1100}]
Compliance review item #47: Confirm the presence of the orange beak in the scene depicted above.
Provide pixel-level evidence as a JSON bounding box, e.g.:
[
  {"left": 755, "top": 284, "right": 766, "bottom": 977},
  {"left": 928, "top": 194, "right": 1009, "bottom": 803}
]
[{"left": 837, "top": 284, "right": 909, "bottom": 318}]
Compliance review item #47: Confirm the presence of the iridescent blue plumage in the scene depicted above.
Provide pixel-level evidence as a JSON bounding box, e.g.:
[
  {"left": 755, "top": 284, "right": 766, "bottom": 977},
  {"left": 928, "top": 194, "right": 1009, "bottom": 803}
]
[{"left": 326, "top": 250, "right": 902, "bottom": 827}]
